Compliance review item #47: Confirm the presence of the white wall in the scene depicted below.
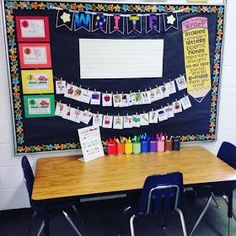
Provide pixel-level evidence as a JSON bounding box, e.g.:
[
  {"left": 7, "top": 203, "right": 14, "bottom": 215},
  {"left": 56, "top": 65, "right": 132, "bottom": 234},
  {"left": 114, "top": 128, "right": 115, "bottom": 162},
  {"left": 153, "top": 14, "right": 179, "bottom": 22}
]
[{"left": 0, "top": 0, "right": 235, "bottom": 210}]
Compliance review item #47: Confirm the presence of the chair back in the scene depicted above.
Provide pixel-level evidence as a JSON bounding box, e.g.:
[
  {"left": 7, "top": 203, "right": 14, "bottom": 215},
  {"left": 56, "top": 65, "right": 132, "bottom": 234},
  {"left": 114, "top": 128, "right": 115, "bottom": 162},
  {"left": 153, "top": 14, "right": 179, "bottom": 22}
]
[
  {"left": 21, "top": 156, "right": 35, "bottom": 206},
  {"left": 217, "top": 142, "right": 236, "bottom": 169},
  {"left": 137, "top": 172, "right": 183, "bottom": 215}
]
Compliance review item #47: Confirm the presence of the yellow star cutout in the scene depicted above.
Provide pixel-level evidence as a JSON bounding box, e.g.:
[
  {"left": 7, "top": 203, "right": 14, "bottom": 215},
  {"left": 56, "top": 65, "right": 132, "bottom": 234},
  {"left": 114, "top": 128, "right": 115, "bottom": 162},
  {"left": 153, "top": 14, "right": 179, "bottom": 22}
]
[
  {"left": 167, "top": 14, "right": 176, "bottom": 25},
  {"left": 60, "top": 12, "right": 70, "bottom": 23}
]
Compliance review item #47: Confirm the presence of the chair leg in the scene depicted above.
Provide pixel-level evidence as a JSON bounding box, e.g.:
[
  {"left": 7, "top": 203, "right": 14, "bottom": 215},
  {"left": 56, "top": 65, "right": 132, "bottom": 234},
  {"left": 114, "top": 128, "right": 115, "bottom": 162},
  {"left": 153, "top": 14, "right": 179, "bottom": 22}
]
[
  {"left": 222, "top": 194, "right": 236, "bottom": 221},
  {"left": 175, "top": 208, "right": 187, "bottom": 236},
  {"left": 36, "top": 220, "right": 45, "bottom": 236},
  {"left": 190, "top": 193, "right": 213, "bottom": 236},
  {"left": 62, "top": 210, "right": 83, "bottom": 236},
  {"left": 212, "top": 193, "right": 220, "bottom": 208},
  {"left": 72, "top": 205, "right": 84, "bottom": 223},
  {"left": 130, "top": 215, "right": 136, "bottom": 236},
  {"left": 118, "top": 206, "right": 132, "bottom": 236},
  {"left": 25, "top": 210, "right": 37, "bottom": 233}
]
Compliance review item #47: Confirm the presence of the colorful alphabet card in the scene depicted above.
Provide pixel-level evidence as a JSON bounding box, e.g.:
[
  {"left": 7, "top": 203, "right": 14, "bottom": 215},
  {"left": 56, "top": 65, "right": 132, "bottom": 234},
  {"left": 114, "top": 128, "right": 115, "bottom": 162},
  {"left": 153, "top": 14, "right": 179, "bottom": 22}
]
[
  {"left": 21, "top": 69, "right": 54, "bottom": 94},
  {"left": 16, "top": 16, "right": 50, "bottom": 42},
  {"left": 24, "top": 95, "right": 55, "bottom": 118},
  {"left": 19, "top": 43, "right": 52, "bottom": 68}
]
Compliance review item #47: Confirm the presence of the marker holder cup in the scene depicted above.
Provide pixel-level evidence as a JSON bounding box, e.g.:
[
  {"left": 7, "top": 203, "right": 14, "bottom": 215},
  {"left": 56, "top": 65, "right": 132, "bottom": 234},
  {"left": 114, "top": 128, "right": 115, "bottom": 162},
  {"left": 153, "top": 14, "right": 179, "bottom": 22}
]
[
  {"left": 172, "top": 137, "right": 180, "bottom": 151},
  {"left": 125, "top": 143, "right": 133, "bottom": 154},
  {"left": 141, "top": 141, "right": 149, "bottom": 153},
  {"left": 149, "top": 141, "right": 157, "bottom": 153},
  {"left": 157, "top": 140, "right": 165, "bottom": 152},
  {"left": 165, "top": 140, "right": 173, "bottom": 151},
  {"left": 117, "top": 143, "right": 125, "bottom": 155},
  {"left": 107, "top": 143, "right": 117, "bottom": 156},
  {"left": 133, "top": 143, "right": 141, "bottom": 154}
]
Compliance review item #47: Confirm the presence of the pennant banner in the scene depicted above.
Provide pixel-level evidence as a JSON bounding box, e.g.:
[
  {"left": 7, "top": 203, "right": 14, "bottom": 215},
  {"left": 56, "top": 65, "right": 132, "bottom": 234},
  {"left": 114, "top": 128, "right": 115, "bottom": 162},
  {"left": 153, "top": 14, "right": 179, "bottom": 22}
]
[
  {"left": 127, "top": 15, "right": 143, "bottom": 34},
  {"left": 92, "top": 13, "right": 108, "bottom": 33},
  {"left": 56, "top": 10, "right": 179, "bottom": 34},
  {"left": 163, "top": 12, "right": 178, "bottom": 31},
  {"left": 74, "top": 12, "right": 91, "bottom": 32},
  {"left": 109, "top": 15, "right": 125, "bottom": 34},
  {"left": 145, "top": 15, "right": 161, "bottom": 33},
  {"left": 56, "top": 10, "right": 74, "bottom": 31}
]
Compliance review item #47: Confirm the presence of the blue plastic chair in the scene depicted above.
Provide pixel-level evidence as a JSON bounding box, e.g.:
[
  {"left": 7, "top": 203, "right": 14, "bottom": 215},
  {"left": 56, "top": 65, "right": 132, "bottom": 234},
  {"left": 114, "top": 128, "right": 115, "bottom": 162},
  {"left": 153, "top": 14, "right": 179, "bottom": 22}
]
[
  {"left": 21, "top": 156, "right": 83, "bottom": 236},
  {"left": 123, "top": 172, "right": 187, "bottom": 236},
  {"left": 190, "top": 142, "right": 236, "bottom": 236}
]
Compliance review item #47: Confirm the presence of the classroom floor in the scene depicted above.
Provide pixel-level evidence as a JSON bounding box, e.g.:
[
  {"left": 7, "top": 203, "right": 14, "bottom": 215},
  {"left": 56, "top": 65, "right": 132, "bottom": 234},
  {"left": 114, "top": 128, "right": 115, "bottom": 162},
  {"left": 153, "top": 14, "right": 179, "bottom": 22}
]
[{"left": 0, "top": 192, "right": 236, "bottom": 236}]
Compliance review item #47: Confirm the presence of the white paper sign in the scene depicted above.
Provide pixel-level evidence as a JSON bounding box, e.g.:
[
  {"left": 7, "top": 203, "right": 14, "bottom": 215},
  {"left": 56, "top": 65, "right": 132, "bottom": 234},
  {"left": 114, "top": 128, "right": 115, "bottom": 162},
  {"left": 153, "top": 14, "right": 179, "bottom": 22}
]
[{"left": 78, "top": 126, "right": 104, "bottom": 162}]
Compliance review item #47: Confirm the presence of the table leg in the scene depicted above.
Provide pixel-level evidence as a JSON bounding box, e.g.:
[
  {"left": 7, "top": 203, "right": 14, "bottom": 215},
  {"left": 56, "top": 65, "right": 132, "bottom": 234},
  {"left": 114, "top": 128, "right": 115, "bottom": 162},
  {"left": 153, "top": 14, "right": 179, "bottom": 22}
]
[
  {"left": 44, "top": 213, "right": 50, "bottom": 236},
  {"left": 227, "top": 188, "right": 233, "bottom": 236}
]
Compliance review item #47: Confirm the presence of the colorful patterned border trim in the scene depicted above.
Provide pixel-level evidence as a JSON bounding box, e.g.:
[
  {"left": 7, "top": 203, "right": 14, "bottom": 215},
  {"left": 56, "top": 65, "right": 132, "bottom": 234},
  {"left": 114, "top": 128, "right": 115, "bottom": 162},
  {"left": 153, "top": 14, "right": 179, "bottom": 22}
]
[{"left": 4, "top": 1, "right": 224, "bottom": 153}]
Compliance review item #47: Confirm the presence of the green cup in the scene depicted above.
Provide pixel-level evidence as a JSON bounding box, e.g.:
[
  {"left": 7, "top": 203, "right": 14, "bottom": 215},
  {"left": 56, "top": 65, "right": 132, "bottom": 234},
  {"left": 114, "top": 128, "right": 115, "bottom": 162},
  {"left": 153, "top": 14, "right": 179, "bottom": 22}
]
[{"left": 133, "top": 143, "right": 141, "bottom": 154}]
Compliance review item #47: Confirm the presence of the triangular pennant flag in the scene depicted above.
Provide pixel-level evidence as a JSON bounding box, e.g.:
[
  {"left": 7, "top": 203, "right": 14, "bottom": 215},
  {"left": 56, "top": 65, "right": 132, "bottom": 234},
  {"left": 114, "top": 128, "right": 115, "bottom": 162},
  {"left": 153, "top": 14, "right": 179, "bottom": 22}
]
[
  {"left": 145, "top": 15, "right": 161, "bottom": 33},
  {"left": 56, "top": 10, "right": 74, "bottom": 31},
  {"left": 74, "top": 12, "right": 91, "bottom": 32},
  {"left": 92, "top": 13, "right": 108, "bottom": 34},
  {"left": 127, "top": 15, "right": 143, "bottom": 34},
  {"left": 108, "top": 15, "right": 125, "bottom": 34},
  {"left": 163, "top": 12, "right": 178, "bottom": 32}
]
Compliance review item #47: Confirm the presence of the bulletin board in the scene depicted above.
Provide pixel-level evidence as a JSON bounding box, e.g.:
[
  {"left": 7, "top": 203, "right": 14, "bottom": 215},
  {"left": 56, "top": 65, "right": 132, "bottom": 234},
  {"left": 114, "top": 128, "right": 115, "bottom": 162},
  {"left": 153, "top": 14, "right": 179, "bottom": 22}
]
[{"left": 2, "top": 1, "right": 225, "bottom": 153}]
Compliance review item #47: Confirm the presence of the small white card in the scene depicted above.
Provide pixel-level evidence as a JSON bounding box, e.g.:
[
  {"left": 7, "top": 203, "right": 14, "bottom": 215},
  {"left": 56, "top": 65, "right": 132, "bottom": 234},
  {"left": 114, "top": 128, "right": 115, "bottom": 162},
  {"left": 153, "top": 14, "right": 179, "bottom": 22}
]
[
  {"left": 173, "top": 100, "right": 183, "bottom": 113},
  {"left": 80, "top": 110, "right": 93, "bottom": 124},
  {"left": 120, "top": 94, "right": 130, "bottom": 107},
  {"left": 166, "top": 81, "right": 176, "bottom": 95},
  {"left": 149, "top": 110, "right": 158, "bottom": 123},
  {"left": 102, "top": 93, "right": 113, "bottom": 107},
  {"left": 113, "top": 94, "right": 122, "bottom": 107},
  {"left": 157, "top": 108, "right": 168, "bottom": 122},
  {"left": 180, "top": 95, "right": 192, "bottom": 110},
  {"left": 155, "top": 86, "right": 164, "bottom": 100},
  {"left": 113, "top": 116, "right": 123, "bottom": 129},
  {"left": 55, "top": 80, "right": 66, "bottom": 94},
  {"left": 159, "top": 84, "right": 169, "bottom": 98},
  {"left": 134, "top": 92, "right": 143, "bottom": 105},
  {"left": 90, "top": 91, "right": 101, "bottom": 105},
  {"left": 55, "top": 102, "right": 67, "bottom": 117},
  {"left": 176, "top": 75, "right": 187, "bottom": 91},
  {"left": 93, "top": 113, "right": 103, "bottom": 127},
  {"left": 123, "top": 116, "right": 133, "bottom": 128},
  {"left": 132, "top": 114, "right": 141, "bottom": 127},
  {"left": 70, "top": 108, "right": 82, "bottom": 123},
  {"left": 150, "top": 88, "right": 157, "bottom": 102},
  {"left": 141, "top": 91, "right": 151, "bottom": 104},
  {"left": 102, "top": 115, "right": 113, "bottom": 128},
  {"left": 64, "top": 84, "right": 76, "bottom": 99},
  {"left": 165, "top": 105, "right": 175, "bottom": 118},
  {"left": 78, "top": 126, "right": 104, "bottom": 162},
  {"left": 140, "top": 113, "right": 149, "bottom": 126}
]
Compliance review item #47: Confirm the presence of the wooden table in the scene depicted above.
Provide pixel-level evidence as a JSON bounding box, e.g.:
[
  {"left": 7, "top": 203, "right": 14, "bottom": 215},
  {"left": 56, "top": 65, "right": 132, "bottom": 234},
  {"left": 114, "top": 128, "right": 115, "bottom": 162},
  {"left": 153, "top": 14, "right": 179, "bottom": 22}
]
[{"left": 33, "top": 146, "right": 236, "bottom": 235}]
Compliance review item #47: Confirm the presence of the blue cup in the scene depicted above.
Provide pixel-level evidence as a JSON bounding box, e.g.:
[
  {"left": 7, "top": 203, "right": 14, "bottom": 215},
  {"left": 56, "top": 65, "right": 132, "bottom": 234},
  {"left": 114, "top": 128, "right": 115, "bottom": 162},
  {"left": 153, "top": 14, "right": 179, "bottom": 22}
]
[{"left": 141, "top": 141, "right": 149, "bottom": 153}]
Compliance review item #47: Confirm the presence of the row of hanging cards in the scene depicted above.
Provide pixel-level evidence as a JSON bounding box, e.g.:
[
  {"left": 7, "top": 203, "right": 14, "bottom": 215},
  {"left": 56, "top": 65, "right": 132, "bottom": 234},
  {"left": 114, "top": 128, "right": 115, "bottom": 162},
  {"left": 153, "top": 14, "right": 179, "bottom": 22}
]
[
  {"left": 56, "top": 75, "right": 187, "bottom": 107},
  {"left": 55, "top": 95, "right": 192, "bottom": 129}
]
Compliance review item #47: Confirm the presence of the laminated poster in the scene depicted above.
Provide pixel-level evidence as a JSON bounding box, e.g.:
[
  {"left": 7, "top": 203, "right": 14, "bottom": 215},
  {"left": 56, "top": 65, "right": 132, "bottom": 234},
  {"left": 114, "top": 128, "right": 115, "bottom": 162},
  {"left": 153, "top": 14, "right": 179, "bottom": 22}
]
[
  {"left": 24, "top": 94, "right": 55, "bottom": 118},
  {"left": 21, "top": 69, "right": 54, "bottom": 94},
  {"left": 182, "top": 17, "right": 211, "bottom": 103}
]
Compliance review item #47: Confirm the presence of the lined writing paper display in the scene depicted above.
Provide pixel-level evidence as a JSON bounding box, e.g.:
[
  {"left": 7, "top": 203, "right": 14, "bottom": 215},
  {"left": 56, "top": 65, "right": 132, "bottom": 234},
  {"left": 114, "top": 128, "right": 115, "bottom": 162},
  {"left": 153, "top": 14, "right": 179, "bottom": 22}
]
[{"left": 79, "top": 39, "right": 164, "bottom": 79}]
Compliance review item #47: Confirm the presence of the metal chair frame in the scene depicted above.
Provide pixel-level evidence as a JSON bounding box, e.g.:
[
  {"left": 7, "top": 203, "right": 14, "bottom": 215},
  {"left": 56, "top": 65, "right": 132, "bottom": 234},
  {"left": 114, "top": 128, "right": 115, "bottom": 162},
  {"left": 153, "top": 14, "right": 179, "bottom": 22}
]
[
  {"left": 124, "top": 172, "right": 187, "bottom": 236},
  {"left": 22, "top": 156, "right": 83, "bottom": 236}
]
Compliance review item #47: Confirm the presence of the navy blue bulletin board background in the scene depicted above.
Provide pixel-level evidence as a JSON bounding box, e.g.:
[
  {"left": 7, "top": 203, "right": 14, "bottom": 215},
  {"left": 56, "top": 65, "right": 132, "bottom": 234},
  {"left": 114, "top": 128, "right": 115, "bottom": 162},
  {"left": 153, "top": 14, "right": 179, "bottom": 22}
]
[{"left": 3, "top": 1, "right": 224, "bottom": 153}]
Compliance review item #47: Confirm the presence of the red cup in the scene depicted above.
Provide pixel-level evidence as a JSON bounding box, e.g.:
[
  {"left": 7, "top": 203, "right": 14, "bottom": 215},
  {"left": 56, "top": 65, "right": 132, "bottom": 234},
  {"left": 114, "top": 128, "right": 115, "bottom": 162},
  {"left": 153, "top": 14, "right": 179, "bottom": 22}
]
[
  {"left": 107, "top": 143, "right": 117, "bottom": 155},
  {"left": 117, "top": 143, "right": 125, "bottom": 155}
]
